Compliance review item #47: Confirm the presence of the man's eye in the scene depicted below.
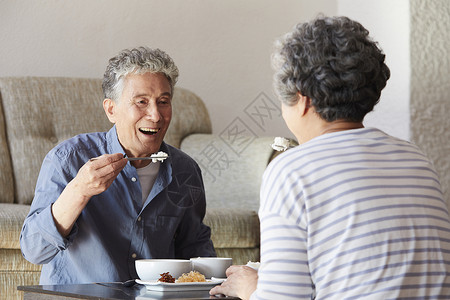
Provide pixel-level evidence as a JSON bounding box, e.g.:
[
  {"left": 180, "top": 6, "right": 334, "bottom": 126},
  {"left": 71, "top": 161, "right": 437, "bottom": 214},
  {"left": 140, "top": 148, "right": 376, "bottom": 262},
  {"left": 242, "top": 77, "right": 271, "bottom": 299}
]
[
  {"left": 135, "top": 99, "right": 148, "bottom": 106},
  {"left": 158, "top": 98, "right": 171, "bottom": 105}
]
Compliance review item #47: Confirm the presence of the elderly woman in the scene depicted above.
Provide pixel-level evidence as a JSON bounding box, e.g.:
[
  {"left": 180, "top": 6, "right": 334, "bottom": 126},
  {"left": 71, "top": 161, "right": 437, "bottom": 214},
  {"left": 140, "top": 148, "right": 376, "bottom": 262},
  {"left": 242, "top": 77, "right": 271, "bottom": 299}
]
[{"left": 211, "top": 16, "right": 450, "bottom": 299}]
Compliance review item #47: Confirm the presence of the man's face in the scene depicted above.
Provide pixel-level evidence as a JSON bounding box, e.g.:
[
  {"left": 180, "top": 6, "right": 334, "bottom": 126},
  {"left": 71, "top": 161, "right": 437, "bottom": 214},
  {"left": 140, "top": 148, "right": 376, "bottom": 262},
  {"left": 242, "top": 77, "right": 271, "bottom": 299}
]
[{"left": 103, "top": 72, "right": 172, "bottom": 158}]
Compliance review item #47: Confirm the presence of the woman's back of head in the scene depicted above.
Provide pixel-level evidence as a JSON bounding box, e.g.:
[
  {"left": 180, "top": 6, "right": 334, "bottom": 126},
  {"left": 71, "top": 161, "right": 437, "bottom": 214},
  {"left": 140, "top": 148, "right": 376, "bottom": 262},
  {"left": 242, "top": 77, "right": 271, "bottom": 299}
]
[{"left": 272, "top": 15, "right": 391, "bottom": 123}]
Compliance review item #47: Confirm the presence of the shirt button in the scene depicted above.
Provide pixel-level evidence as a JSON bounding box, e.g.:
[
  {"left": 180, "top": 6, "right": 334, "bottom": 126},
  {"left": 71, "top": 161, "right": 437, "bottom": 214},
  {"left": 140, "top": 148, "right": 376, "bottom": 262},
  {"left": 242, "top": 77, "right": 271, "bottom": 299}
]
[
  {"left": 132, "top": 253, "right": 137, "bottom": 259},
  {"left": 137, "top": 216, "right": 142, "bottom": 222},
  {"left": 131, "top": 177, "right": 137, "bottom": 182}
]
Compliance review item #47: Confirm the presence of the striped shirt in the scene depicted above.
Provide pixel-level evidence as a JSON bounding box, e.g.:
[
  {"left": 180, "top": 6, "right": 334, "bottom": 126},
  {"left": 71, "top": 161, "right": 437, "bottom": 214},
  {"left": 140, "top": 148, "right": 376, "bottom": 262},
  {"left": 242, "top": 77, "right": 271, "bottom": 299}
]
[{"left": 252, "top": 128, "right": 450, "bottom": 299}]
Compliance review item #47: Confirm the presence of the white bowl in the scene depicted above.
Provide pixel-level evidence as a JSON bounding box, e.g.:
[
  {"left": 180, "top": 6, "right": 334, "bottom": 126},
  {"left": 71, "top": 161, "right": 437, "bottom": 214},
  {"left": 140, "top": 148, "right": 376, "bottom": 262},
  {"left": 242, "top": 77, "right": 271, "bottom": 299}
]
[
  {"left": 190, "top": 257, "right": 233, "bottom": 278},
  {"left": 135, "top": 259, "right": 192, "bottom": 281}
]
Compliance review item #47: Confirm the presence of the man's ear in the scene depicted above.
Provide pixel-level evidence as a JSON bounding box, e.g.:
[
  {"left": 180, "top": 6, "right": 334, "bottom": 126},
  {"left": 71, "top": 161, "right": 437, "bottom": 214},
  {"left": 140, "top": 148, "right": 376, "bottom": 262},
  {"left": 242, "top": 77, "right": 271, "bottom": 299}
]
[
  {"left": 103, "top": 98, "right": 116, "bottom": 123},
  {"left": 296, "top": 92, "right": 312, "bottom": 117}
]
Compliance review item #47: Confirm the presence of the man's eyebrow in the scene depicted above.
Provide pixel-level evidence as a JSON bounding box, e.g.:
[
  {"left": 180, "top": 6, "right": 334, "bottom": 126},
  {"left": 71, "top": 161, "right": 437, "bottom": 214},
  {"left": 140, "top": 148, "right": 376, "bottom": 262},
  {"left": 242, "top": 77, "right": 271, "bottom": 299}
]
[
  {"left": 132, "top": 92, "right": 172, "bottom": 99},
  {"left": 160, "top": 92, "right": 172, "bottom": 98}
]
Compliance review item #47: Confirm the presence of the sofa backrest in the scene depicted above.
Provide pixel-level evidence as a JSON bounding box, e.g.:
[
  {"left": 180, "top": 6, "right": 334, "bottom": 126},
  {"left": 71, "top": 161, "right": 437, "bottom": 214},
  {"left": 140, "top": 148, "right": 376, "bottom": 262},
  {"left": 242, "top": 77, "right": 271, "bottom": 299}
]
[{"left": 0, "top": 76, "right": 211, "bottom": 205}]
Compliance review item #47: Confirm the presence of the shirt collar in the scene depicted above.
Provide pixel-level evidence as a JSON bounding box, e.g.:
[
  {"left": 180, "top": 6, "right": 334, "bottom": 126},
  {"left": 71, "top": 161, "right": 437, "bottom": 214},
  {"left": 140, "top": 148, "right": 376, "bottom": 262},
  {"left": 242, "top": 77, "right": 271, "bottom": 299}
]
[
  {"left": 106, "top": 125, "right": 126, "bottom": 156},
  {"left": 156, "top": 141, "right": 172, "bottom": 184}
]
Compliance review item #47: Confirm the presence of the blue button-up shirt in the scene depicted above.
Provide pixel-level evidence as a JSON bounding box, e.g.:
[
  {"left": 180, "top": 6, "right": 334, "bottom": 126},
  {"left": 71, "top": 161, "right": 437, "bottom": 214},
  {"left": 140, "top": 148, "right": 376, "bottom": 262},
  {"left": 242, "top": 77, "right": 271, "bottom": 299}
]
[{"left": 20, "top": 126, "right": 216, "bottom": 284}]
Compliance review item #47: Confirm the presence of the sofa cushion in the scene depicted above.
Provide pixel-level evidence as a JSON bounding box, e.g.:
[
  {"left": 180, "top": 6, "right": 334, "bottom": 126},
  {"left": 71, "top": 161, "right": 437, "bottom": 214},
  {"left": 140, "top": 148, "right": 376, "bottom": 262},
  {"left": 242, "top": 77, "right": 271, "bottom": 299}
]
[
  {"left": 0, "top": 270, "right": 40, "bottom": 300},
  {"left": 180, "top": 134, "right": 275, "bottom": 211},
  {"left": 0, "top": 249, "right": 41, "bottom": 272}
]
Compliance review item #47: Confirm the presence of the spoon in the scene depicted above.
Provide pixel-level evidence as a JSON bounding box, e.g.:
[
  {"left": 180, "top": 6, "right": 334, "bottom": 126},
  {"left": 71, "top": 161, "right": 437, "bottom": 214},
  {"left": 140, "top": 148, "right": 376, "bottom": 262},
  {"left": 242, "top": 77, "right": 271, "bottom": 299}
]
[{"left": 122, "top": 279, "right": 137, "bottom": 287}]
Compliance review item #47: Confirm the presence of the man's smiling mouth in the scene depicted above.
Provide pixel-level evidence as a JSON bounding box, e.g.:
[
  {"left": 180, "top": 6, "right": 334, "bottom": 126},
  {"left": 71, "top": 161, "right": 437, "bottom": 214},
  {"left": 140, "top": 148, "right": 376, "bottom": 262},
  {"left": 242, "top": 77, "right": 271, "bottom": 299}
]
[{"left": 139, "top": 128, "right": 159, "bottom": 135}]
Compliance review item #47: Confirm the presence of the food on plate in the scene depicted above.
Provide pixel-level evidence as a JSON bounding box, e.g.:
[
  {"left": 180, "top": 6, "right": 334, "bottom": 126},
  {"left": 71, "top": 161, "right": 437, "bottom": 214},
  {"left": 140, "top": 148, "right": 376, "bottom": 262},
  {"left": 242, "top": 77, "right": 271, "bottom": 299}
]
[
  {"left": 157, "top": 272, "right": 175, "bottom": 283},
  {"left": 155, "top": 270, "right": 207, "bottom": 283},
  {"left": 177, "top": 270, "right": 206, "bottom": 282},
  {"left": 271, "top": 137, "right": 290, "bottom": 151}
]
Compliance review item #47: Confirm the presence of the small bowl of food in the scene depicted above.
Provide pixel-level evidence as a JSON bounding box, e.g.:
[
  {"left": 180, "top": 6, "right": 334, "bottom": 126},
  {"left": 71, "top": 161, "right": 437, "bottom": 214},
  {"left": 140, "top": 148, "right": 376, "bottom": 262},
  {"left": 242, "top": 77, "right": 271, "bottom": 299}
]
[
  {"left": 135, "top": 259, "right": 192, "bottom": 281},
  {"left": 271, "top": 137, "right": 291, "bottom": 151},
  {"left": 190, "top": 257, "right": 233, "bottom": 279}
]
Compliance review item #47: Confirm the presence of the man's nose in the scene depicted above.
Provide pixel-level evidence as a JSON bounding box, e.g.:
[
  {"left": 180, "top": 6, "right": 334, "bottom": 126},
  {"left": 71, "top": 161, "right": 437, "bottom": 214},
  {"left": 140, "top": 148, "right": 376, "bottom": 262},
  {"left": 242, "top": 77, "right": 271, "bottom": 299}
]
[{"left": 145, "top": 103, "right": 161, "bottom": 122}]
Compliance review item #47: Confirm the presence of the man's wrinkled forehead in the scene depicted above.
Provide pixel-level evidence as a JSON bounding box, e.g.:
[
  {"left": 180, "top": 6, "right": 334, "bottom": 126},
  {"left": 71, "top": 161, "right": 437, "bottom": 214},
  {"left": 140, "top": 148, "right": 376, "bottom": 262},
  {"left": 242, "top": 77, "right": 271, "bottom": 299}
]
[{"left": 114, "top": 71, "right": 172, "bottom": 102}]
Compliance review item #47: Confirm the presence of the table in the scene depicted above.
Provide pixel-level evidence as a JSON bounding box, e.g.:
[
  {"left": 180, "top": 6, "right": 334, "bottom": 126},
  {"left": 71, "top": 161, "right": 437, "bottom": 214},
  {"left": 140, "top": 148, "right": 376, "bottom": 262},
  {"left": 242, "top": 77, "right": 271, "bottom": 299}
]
[{"left": 17, "top": 282, "right": 240, "bottom": 299}]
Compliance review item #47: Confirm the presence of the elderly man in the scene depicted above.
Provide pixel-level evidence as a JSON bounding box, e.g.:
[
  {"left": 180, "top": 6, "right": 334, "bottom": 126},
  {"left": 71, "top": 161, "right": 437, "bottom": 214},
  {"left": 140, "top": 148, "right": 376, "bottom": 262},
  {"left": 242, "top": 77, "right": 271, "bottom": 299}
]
[{"left": 20, "top": 47, "right": 216, "bottom": 284}]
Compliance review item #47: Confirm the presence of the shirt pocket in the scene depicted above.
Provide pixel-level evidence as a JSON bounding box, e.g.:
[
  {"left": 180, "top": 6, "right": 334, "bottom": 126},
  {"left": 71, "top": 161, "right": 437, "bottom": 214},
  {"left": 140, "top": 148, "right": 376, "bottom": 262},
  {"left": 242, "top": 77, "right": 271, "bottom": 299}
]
[{"left": 146, "top": 215, "right": 181, "bottom": 257}]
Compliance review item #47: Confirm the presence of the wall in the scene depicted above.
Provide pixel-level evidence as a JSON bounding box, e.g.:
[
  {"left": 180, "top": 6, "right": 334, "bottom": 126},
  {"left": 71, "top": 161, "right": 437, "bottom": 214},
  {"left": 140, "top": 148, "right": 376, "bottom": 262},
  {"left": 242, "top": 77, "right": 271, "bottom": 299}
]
[
  {"left": 1, "top": 0, "right": 448, "bottom": 205},
  {"left": 338, "top": 0, "right": 450, "bottom": 208},
  {"left": 337, "top": 0, "right": 411, "bottom": 141},
  {"left": 0, "top": 0, "right": 413, "bottom": 140},
  {"left": 0, "top": 0, "right": 336, "bottom": 138},
  {"left": 410, "top": 0, "right": 450, "bottom": 208}
]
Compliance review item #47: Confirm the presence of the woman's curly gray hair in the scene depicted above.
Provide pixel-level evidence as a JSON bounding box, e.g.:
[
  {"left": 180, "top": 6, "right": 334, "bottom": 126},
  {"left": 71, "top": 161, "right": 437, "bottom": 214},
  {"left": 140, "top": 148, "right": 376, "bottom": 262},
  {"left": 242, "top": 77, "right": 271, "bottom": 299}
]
[
  {"left": 272, "top": 16, "right": 390, "bottom": 122},
  {"left": 102, "top": 47, "right": 179, "bottom": 101}
]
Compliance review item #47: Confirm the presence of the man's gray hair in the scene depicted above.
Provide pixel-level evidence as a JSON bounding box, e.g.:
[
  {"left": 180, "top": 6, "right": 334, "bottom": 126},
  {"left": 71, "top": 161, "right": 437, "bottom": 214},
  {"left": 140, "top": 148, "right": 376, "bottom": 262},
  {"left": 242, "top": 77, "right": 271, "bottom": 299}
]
[{"left": 102, "top": 47, "right": 179, "bottom": 101}]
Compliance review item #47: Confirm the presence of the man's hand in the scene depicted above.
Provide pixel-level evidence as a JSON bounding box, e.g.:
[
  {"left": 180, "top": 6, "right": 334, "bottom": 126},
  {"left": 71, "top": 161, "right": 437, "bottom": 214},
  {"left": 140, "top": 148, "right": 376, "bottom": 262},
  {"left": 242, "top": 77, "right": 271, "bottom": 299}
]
[
  {"left": 51, "top": 153, "right": 127, "bottom": 237},
  {"left": 71, "top": 153, "right": 128, "bottom": 199},
  {"left": 209, "top": 265, "right": 258, "bottom": 300}
]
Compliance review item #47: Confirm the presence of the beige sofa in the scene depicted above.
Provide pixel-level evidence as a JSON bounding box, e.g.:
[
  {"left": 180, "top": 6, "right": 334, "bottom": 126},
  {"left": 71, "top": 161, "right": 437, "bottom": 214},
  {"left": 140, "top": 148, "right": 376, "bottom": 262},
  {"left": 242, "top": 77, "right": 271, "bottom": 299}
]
[{"left": 0, "top": 77, "right": 283, "bottom": 299}]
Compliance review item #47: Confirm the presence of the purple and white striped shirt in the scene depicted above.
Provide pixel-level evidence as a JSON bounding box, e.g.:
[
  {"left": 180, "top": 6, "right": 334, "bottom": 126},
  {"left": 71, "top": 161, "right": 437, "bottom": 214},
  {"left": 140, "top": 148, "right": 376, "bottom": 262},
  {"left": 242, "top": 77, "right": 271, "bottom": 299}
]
[{"left": 253, "top": 128, "right": 450, "bottom": 299}]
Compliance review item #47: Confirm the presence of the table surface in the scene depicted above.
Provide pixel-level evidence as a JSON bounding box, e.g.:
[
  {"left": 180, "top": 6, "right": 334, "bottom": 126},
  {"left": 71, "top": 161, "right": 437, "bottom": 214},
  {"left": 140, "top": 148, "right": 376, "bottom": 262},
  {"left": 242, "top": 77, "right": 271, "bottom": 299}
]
[{"left": 17, "top": 282, "right": 240, "bottom": 300}]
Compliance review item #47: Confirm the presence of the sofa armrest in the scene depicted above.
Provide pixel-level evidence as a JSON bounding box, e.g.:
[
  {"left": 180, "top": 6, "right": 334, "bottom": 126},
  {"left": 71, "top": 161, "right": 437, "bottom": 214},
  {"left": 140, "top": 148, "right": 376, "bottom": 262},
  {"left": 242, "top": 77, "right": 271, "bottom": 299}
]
[
  {"left": 204, "top": 208, "right": 259, "bottom": 249},
  {"left": 0, "top": 203, "right": 30, "bottom": 249},
  {"left": 204, "top": 207, "right": 260, "bottom": 265}
]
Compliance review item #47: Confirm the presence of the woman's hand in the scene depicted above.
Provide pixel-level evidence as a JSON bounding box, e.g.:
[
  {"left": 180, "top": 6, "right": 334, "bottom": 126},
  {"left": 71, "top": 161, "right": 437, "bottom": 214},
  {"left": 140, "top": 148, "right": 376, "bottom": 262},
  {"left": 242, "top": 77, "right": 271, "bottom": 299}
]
[{"left": 209, "top": 265, "right": 258, "bottom": 300}]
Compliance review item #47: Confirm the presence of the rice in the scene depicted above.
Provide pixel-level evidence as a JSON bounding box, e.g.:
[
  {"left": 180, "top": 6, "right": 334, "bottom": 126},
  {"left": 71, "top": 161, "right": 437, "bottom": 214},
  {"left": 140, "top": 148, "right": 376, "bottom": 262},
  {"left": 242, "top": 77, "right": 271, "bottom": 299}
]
[{"left": 177, "top": 271, "right": 206, "bottom": 282}]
